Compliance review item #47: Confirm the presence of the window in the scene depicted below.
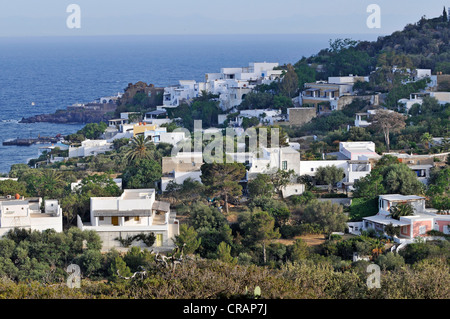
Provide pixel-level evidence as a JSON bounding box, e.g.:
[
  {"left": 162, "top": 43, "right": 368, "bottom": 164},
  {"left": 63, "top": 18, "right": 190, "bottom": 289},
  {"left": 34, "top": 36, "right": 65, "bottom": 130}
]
[
  {"left": 419, "top": 225, "right": 426, "bottom": 235},
  {"left": 99, "top": 216, "right": 104, "bottom": 221},
  {"left": 311, "top": 168, "right": 314, "bottom": 172},
  {"left": 134, "top": 216, "right": 139, "bottom": 221},
  {"left": 282, "top": 161, "right": 287, "bottom": 170}
]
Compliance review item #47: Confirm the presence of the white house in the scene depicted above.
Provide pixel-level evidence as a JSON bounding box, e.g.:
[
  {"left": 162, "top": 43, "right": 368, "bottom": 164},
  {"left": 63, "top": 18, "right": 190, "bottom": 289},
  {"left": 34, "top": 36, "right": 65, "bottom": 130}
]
[
  {"left": 143, "top": 126, "right": 187, "bottom": 146},
  {"left": 143, "top": 109, "right": 173, "bottom": 126},
  {"left": 161, "top": 62, "right": 282, "bottom": 112},
  {"left": 398, "top": 91, "right": 450, "bottom": 113},
  {"left": 235, "top": 147, "right": 301, "bottom": 177},
  {"left": 162, "top": 80, "right": 207, "bottom": 108},
  {"left": 68, "top": 139, "right": 113, "bottom": 158},
  {"left": 354, "top": 109, "right": 378, "bottom": 128},
  {"left": 98, "top": 92, "right": 123, "bottom": 104},
  {"left": 78, "top": 189, "right": 179, "bottom": 251},
  {"left": 161, "top": 152, "right": 203, "bottom": 192},
  {"left": 0, "top": 197, "right": 63, "bottom": 237},
  {"left": 351, "top": 194, "right": 450, "bottom": 243},
  {"left": 299, "top": 158, "right": 372, "bottom": 191},
  {"left": 338, "top": 141, "right": 380, "bottom": 160},
  {"left": 238, "top": 109, "right": 283, "bottom": 126}
]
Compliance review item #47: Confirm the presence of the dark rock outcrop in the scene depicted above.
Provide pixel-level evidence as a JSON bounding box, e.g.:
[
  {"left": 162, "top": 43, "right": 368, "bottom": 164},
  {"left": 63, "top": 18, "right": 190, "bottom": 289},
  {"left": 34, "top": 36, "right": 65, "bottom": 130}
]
[{"left": 20, "top": 109, "right": 113, "bottom": 124}]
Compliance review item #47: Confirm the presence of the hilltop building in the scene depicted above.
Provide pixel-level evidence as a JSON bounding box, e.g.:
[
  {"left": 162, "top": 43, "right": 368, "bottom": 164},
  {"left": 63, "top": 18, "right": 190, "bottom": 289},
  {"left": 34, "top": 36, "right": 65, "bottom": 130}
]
[
  {"left": 0, "top": 196, "right": 63, "bottom": 237},
  {"left": 77, "top": 189, "right": 179, "bottom": 251},
  {"left": 349, "top": 194, "right": 450, "bottom": 243}
]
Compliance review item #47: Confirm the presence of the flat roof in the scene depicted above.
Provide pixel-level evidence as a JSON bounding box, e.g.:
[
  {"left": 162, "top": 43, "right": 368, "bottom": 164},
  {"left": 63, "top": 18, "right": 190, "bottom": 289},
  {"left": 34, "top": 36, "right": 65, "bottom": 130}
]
[
  {"left": 121, "top": 189, "right": 155, "bottom": 200},
  {"left": 364, "top": 215, "right": 410, "bottom": 226},
  {"left": 408, "top": 165, "right": 433, "bottom": 169},
  {"left": 379, "top": 194, "right": 425, "bottom": 201},
  {"left": 146, "top": 110, "right": 167, "bottom": 115}
]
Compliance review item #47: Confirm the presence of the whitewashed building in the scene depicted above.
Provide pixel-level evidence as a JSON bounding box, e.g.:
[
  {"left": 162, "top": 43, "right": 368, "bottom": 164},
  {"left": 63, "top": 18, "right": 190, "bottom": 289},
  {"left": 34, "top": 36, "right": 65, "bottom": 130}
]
[
  {"left": 68, "top": 139, "right": 113, "bottom": 158},
  {"left": 161, "top": 152, "right": 203, "bottom": 192},
  {"left": 160, "top": 62, "right": 283, "bottom": 112},
  {"left": 78, "top": 189, "right": 179, "bottom": 251},
  {"left": 143, "top": 126, "right": 187, "bottom": 146},
  {"left": 0, "top": 197, "right": 63, "bottom": 237},
  {"left": 349, "top": 194, "right": 450, "bottom": 242},
  {"left": 398, "top": 91, "right": 450, "bottom": 113}
]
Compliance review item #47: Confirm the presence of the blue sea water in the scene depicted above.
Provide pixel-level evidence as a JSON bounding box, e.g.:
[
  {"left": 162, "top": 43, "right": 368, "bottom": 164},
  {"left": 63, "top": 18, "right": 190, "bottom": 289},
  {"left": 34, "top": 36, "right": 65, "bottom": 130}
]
[{"left": 0, "top": 33, "right": 380, "bottom": 174}]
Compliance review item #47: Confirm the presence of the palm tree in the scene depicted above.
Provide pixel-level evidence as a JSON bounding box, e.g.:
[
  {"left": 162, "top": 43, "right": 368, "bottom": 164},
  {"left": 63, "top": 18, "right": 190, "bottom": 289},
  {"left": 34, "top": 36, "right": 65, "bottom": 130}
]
[
  {"left": 124, "top": 135, "right": 154, "bottom": 162},
  {"left": 388, "top": 202, "right": 415, "bottom": 220},
  {"left": 421, "top": 132, "right": 432, "bottom": 150},
  {"left": 36, "top": 169, "right": 65, "bottom": 199}
]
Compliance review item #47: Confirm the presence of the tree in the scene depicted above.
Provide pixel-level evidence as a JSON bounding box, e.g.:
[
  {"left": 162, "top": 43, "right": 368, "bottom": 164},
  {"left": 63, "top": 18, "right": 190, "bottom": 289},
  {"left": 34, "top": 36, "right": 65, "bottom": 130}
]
[
  {"left": 247, "top": 174, "right": 274, "bottom": 199},
  {"left": 241, "top": 117, "right": 260, "bottom": 129},
  {"left": 74, "top": 249, "right": 103, "bottom": 277},
  {"left": 270, "top": 169, "right": 295, "bottom": 196},
  {"left": 78, "top": 122, "right": 107, "bottom": 140},
  {"left": 124, "top": 135, "right": 155, "bottom": 162},
  {"left": 164, "top": 178, "right": 205, "bottom": 203},
  {"left": 79, "top": 174, "right": 122, "bottom": 197},
  {"left": 112, "top": 137, "right": 130, "bottom": 150},
  {"left": 371, "top": 110, "right": 406, "bottom": 152},
  {"left": 173, "top": 225, "right": 201, "bottom": 255},
  {"left": 109, "top": 256, "right": 132, "bottom": 281},
  {"left": 427, "top": 167, "right": 450, "bottom": 213},
  {"left": 315, "top": 165, "right": 345, "bottom": 193},
  {"left": 384, "top": 223, "right": 400, "bottom": 238},
  {"left": 375, "top": 252, "right": 405, "bottom": 271},
  {"left": 122, "top": 158, "right": 162, "bottom": 189},
  {"left": 0, "top": 180, "right": 28, "bottom": 197},
  {"left": 443, "top": 6, "right": 448, "bottom": 22},
  {"left": 421, "top": 132, "right": 433, "bottom": 150},
  {"left": 241, "top": 211, "right": 280, "bottom": 264},
  {"left": 216, "top": 241, "right": 237, "bottom": 264},
  {"left": 301, "top": 201, "right": 348, "bottom": 239},
  {"left": 294, "top": 60, "right": 316, "bottom": 89},
  {"left": 34, "top": 170, "right": 66, "bottom": 199},
  {"left": 279, "top": 64, "right": 299, "bottom": 98},
  {"left": 353, "top": 162, "right": 424, "bottom": 198},
  {"left": 289, "top": 238, "right": 309, "bottom": 262},
  {"left": 383, "top": 164, "right": 425, "bottom": 195},
  {"left": 389, "top": 203, "right": 415, "bottom": 220},
  {"left": 190, "top": 202, "right": 228, "bottom": 230},
  {"left": 200, "top": 162, "right": 246, "bottom": 214}
]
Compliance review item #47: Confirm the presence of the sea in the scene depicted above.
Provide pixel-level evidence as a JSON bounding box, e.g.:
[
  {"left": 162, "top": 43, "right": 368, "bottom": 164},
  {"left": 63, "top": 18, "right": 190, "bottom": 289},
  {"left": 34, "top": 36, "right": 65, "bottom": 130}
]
[{"left": 0, "top": 33, "right": 381, "bottom": 174}]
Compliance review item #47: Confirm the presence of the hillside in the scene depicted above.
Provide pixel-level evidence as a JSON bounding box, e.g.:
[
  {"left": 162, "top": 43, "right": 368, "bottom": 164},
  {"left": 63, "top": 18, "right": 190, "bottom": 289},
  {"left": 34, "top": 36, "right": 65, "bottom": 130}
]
[{"left": 295, "top": 10, "right": 450, "bottom": 84}]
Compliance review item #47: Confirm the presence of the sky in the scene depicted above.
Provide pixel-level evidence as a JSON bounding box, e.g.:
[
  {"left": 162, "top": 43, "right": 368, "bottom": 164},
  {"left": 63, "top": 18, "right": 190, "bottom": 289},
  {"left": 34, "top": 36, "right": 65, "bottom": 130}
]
[{"left": 0, "top": 0, "right": 447, "bottom": 37}]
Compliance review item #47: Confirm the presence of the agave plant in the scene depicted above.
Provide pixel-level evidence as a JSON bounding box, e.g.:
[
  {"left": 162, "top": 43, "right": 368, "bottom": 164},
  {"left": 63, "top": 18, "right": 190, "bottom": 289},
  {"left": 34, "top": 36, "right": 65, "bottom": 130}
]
[{"left": 388, "top": 202, "right": 415, "bottom": 220}]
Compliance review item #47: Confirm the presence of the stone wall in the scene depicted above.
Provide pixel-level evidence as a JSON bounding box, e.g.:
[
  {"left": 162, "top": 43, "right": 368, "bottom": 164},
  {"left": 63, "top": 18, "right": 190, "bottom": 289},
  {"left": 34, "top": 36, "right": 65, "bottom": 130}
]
[{"left": 287, "top": 107, "right": 317, "bottom": 126}]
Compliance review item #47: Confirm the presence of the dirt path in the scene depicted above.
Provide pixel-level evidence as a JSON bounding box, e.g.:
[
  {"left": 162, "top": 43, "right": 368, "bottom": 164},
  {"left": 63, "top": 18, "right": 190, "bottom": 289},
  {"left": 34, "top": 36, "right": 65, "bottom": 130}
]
[{"left": 274, "top": 234, "right": 327, "bottom": 246}]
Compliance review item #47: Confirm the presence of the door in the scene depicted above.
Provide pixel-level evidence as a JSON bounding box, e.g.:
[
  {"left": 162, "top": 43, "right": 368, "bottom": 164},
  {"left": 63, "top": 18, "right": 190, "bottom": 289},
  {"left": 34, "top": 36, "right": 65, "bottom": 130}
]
[
  {"left": 111, "top": 216, "right": 119, "bottom": 226},
  {"left": 156, "top": 234, "right": 163, "bottom": 247}
]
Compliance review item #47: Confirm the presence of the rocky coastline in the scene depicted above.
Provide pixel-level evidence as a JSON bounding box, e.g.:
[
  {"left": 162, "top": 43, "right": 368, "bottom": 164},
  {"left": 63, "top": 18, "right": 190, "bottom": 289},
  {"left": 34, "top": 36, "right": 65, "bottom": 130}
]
[{"left": 19, "top": 108, "right": 113, "bottom": 124}]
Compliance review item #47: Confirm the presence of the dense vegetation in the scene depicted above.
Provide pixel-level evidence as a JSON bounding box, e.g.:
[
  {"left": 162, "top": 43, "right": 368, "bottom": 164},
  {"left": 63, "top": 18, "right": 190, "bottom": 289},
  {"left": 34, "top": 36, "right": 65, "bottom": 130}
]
[{"left": 0, "top": 11, "right": 449, "bottom": 300}]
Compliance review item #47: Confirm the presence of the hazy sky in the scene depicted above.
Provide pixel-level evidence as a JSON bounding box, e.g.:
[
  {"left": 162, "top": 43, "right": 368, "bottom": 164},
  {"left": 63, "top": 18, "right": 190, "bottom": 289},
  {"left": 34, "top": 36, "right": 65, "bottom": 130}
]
[{"left": 0, "top": 0, "right": 446, "bottom": 37}]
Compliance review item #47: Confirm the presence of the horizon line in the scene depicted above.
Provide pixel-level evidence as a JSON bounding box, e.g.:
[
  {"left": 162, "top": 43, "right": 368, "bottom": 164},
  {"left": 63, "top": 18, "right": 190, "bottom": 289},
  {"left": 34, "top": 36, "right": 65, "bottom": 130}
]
[{"left": 0, "top": 32, "right": 388, "bottom": 39}]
